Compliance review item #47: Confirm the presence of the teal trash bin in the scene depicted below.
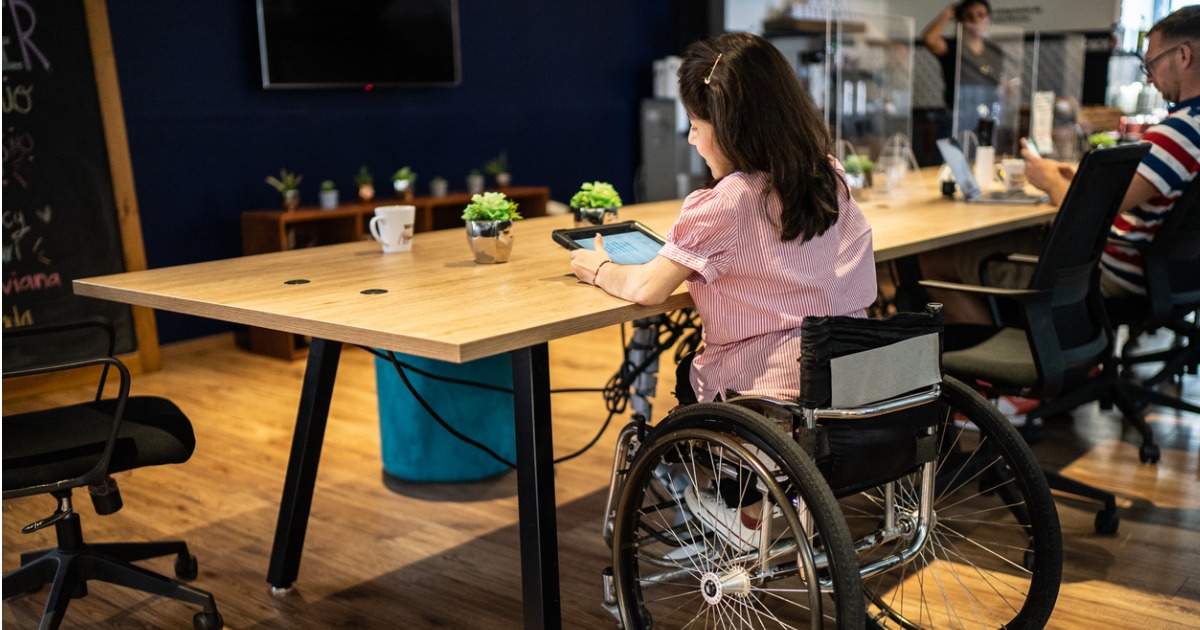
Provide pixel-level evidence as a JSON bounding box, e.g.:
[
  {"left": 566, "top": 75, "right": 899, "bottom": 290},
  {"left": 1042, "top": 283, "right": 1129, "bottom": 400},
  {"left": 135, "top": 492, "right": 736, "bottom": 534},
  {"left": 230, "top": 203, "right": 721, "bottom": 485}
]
[{"left": 374, "top": 352, "right": 516, "bottom": 484}]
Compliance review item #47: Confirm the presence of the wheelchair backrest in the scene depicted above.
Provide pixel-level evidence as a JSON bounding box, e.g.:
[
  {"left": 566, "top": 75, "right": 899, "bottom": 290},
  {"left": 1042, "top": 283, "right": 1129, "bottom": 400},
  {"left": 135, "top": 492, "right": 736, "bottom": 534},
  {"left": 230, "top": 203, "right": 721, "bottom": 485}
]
[{"left": 799, "top": 308, "right": 944, "bottom": 409}]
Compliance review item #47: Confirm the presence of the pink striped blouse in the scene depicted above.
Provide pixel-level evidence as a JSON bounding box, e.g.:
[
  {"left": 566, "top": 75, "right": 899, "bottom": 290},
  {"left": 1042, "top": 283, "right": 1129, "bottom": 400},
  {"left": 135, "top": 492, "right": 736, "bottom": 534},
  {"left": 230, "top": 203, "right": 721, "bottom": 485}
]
[{"left": 659, "top": 166, "right": 876, "bottom": 401}]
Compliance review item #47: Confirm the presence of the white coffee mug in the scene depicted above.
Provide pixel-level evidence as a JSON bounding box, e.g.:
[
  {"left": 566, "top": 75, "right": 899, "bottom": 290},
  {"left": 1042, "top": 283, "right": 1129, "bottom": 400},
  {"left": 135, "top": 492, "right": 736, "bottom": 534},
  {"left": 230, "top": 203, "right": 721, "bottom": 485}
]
[
  {"left": 1000, "top": 159, "right": 1026, "bottom": 192},
  {"left": 369, "top": 205, "right": 416, "bottom": 253}
]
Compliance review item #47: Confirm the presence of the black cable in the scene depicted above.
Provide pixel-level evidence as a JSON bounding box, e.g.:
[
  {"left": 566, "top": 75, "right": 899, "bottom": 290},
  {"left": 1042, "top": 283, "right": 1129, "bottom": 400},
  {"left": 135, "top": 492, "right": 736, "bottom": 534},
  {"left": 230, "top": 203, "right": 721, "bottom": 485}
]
[{"left": 356, "top": 309, "right": 702, "bottom": 471}]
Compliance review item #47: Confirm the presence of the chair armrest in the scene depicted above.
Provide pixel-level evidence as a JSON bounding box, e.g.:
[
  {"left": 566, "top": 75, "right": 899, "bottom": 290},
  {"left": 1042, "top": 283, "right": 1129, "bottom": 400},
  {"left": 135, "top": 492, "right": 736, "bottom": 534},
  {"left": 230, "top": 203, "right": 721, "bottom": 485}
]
[
  {"left": 918, "top": 279, "right": 1048, "bottom": 299},
  {"left": 2, "top": 354, "right": 133, "bottom": 499},
  {"left": 1004, "top": 253, "right": 1039, "bottom": 266}
]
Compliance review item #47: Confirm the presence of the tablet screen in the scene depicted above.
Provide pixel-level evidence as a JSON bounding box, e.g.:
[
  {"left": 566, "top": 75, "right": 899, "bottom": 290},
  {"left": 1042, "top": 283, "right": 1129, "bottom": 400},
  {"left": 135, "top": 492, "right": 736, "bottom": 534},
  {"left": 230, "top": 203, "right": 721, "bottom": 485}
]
[{"left": 570, "top": 230, "right": 663, "bottom": 265}]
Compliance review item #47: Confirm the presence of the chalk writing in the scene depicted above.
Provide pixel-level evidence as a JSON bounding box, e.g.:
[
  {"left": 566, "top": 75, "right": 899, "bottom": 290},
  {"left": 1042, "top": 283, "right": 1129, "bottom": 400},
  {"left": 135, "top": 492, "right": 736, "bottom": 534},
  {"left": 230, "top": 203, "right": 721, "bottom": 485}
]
[
  {"left": 3, "top": 304, "right": 32, "bottom": 327},
  {"left": 2, "top": 0, "right": 51, "bottom": 73},
  {"left": 2, "top": 129, "right": 34, "bottom": 187},
  {"left": 2, "top": 83, "right": 33, "bottom": 113},
  {"left": 4, "top": 270, "right": 62, "bottom": 295}
]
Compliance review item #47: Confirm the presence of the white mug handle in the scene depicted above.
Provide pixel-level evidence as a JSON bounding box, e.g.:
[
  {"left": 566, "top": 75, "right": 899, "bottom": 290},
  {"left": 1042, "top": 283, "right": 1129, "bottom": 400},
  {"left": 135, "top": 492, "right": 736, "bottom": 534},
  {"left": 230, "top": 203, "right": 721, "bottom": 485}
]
[{"left": 369, "top": 216, "right": 384, "bottom": 242}]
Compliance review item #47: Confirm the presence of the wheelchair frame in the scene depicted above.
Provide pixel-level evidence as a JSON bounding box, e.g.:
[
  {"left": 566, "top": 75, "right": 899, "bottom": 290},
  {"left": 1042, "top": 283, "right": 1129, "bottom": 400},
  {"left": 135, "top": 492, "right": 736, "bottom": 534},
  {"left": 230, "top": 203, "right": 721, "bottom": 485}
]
[{"left": 599, "top": 312, "right": 1062, "bottom": 629}]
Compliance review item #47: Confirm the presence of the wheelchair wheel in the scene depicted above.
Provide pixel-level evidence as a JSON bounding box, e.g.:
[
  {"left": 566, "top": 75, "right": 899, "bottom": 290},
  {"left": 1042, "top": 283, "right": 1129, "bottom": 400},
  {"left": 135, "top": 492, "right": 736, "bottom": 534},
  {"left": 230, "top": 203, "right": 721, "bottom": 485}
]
[
  {"left": 849, "top": 376, "right": 1062, "bottom": 630},
  {"left": 610, "top": 403, "right": 864, "bottom": 629}
]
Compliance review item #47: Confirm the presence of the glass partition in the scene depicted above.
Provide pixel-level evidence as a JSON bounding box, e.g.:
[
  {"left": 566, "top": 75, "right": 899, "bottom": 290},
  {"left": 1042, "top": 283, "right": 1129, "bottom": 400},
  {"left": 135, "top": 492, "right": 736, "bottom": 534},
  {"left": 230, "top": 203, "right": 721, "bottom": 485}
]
[
  {"left": 814, "top": 10, "right": 918, "bottom": 195},
  {"left": 828, "top": 11, "right": 915, "bottom": 173},
  {"left": 953, "top": 22, "right": 1025, "bottom": 159}
]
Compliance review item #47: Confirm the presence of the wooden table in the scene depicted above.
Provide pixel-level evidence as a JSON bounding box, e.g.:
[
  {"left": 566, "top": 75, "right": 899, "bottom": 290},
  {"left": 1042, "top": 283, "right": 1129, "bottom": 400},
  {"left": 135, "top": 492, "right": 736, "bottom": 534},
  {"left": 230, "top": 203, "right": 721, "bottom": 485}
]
[{"left": 73, "top": 185, "right": 1055, "bottom": 629}]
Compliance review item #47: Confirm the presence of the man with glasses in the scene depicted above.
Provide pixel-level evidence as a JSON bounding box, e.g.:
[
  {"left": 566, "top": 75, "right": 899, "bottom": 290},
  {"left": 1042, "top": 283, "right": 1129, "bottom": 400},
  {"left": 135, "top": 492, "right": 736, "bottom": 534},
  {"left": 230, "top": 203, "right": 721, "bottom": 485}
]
[
  {"left": 1024, "top": 5, "right": 1200, "bottom": 298},
  {"left": 921, "top": 6, "right": 1200, "bottom": 326}
]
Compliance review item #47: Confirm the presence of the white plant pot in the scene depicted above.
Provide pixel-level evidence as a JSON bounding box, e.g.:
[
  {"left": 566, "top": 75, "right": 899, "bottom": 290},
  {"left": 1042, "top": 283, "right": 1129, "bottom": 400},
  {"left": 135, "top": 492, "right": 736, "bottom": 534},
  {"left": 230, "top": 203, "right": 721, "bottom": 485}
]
[{"left": 319, "top": 189, "right": 339, "bottom": 210}]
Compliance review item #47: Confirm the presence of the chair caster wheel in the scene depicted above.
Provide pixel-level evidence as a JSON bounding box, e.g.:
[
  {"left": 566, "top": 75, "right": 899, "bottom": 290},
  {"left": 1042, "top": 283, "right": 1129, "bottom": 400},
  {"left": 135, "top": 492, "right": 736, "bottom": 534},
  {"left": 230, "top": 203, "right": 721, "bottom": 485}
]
[
  {"left": 1139, "top": 443, "right": 1160, "bottom": 464},
  {"left": 1094, "top": 508, "right": 1119, "bottom": 535},
  {"left": 193, "top": 611, "right": 223, "bottom": 630},
  {"left": 175, "top": 553, "right": 199, "bottom": 580}
]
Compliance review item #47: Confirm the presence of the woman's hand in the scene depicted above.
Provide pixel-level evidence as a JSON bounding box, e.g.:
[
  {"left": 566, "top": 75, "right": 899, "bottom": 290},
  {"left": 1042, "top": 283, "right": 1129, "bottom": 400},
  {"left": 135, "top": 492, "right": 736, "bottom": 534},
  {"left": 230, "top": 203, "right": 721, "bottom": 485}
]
[{"left": 569, "top": 233, "right": 611, "bottom": 285}]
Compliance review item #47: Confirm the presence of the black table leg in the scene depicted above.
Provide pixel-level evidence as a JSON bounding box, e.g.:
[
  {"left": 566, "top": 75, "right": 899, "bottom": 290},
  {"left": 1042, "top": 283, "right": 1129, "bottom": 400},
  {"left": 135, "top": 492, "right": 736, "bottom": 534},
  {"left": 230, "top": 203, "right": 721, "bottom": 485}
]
[
  {"left": 511, "top": 343, "right": 561, "bottom": 629},
  {"left": 267, "top": 338, "right": 343, "bottom": 590}
]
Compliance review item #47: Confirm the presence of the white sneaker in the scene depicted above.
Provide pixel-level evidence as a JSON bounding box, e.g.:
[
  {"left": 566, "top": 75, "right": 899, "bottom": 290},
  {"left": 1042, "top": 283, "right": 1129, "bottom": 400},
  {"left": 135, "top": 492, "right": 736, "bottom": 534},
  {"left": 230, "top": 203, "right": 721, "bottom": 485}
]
[{"left": 683, "top": 484, "right": 763, "bottom": 553}]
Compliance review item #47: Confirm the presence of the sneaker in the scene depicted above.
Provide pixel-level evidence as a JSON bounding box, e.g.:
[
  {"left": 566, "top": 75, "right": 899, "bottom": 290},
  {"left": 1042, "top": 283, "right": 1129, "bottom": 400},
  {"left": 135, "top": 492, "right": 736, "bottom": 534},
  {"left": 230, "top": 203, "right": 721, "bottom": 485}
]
[
  {"left": 997, "top": 395, "right": 1041, "bottom": 427},
  {"left": 683, "top": 484, "right": 763, "bottom": 553}
]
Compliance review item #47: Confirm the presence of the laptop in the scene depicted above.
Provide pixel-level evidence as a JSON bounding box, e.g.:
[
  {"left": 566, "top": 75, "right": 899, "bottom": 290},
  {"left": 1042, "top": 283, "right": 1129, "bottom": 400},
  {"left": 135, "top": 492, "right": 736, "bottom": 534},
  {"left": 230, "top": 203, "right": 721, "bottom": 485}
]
[{"left": 936, "top": 137, "right": 1049, "bottom": 205}]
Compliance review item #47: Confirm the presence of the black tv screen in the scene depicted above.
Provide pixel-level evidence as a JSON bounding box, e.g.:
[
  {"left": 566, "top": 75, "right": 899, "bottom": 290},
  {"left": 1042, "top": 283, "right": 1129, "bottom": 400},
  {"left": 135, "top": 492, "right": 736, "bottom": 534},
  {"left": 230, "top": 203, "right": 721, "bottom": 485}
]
[{"left": 256, "top": 0, "right": 460, "bottom": 89}]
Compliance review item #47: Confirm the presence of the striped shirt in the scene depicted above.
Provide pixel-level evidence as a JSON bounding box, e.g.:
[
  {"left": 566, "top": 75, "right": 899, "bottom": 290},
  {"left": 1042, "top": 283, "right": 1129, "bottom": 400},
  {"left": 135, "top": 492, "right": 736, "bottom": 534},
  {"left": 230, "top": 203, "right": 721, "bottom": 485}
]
[
  {"left": 659, "top": 166, "right": 876, "bottom": 402},
  {"left": 1102, "top": 95, "right": 1200, "bottom": 294}
]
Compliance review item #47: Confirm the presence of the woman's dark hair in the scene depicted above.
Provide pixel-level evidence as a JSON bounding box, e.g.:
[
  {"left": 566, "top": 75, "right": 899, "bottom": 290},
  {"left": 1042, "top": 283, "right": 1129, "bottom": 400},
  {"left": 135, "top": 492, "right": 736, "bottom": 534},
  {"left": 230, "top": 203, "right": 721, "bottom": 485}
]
[
  {"left": 677, "top": 32, "right": 840, "bottom": 243},
  {"left": 955, "top": 0, "right": 991, "bottom": 22}
]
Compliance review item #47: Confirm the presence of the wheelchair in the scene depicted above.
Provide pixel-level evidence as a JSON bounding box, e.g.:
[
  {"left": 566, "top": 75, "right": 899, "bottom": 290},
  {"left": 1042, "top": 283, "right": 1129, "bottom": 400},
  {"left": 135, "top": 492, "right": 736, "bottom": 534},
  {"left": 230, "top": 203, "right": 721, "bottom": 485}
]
[{"left": 599, "top": 307, "right": 1063, "bottom": 629}]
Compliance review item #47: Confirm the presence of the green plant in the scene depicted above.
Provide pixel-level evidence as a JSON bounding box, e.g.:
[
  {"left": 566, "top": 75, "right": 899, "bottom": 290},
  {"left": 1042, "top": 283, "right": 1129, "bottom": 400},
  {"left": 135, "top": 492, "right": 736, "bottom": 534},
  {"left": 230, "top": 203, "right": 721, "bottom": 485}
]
[
  {"left": 468, "top": 168, "right": 482, "bottom": 177},
  {"left": 265, "top": 168, "right": 302, "bottom": 192},
  {"left": 391, "top": 166, "right": 416, "bottom": 182},
  {"left": 484, "top": 152, "right": 508, "bottom": 176},
  {"left": 843, "top": 155, "right": 875, "bottom": 175},
  {"left": 354, "top": 165, "right": 373, "bottom": 186},
  {"left": 569, "top": 181, "right": 623, "bottom": 209},
  {"left": 1087, "top": 132, "right": 1117, "bottom": 148},
  {"left": 431, "top": 175, "right": 447, "bottom": 184},
  {"left": 320, "top": 179, "right": 336, "bottom": 192},
  {"left": 461, "top": 192, "right": 523, "bottom": 222}
]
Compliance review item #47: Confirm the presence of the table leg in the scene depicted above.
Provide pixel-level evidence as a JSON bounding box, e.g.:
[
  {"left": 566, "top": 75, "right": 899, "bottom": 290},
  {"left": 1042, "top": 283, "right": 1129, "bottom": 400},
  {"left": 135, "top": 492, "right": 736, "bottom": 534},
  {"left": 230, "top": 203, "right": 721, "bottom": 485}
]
[
  {"left": 267, "top": 338, "right": 343, "bottom": 590},
  {"left": 511, "top": 343, "right": 561, "bottom": 629}
]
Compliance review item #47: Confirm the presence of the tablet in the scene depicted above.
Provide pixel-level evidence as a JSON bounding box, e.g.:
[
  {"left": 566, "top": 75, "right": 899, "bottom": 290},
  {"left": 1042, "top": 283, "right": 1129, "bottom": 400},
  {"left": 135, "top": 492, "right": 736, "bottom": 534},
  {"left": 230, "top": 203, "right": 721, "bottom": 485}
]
[{"left": 552, "top": 221, "right": 666, "bottom": 265}]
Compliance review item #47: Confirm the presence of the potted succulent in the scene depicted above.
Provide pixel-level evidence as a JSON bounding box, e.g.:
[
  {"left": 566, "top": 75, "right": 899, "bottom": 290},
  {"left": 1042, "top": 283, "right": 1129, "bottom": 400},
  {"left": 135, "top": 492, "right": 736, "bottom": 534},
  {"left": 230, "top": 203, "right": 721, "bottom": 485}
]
[
  {"left": 461, "top": 191, "right": 522, "bottom": 264},
  {"left": 266, "top": 168, "right": 303, "bottom": 211},
  {"left": 429, "top": 175, "right": 448, "bottom": 198},
  {"left": 391, "top": 166, "right": 417, "bottom": 201},
  {"left": 318, "top": 179, "right": 339, "bottom": 210},
  {"left": 844, "top": 153, "right": 873, "bottom": 189},
  {"left": 485, "top": 152, "right": 510, "bottom": 187},
  {"left": 354, "top": 165, "right": 375, "bottom": 202},
  {"left": 568, "top": 181, "right": 623, "bottom": 227},
  {"left": 466, "top": 169, "right": 485, "bottom": 195},
  {"left": 843, "top": 155, "right": 875, "bottom": 198}
]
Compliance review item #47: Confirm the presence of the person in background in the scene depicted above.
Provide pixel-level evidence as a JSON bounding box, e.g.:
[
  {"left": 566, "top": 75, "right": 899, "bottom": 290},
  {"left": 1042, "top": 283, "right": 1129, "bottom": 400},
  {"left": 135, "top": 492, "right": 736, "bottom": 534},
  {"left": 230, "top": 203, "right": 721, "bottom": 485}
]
[
  {"left": 921, "top": 4, "right": 1200, "bottom": 327},
  {"left": 921, "top": 0, "right": 1003, "bottom": 139},
  {"left": 1025, "top": 6, "right": 1200, "bottom": 298},
  {"left": 567, "top": 32, "right": 876, "bottom": 406}
]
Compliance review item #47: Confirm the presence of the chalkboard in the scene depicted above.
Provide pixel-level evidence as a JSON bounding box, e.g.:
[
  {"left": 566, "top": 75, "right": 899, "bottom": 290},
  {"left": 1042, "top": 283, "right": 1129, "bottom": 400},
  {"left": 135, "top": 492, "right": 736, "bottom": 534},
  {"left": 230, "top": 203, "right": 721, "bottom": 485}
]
[{"left": 2, "top": 0, "right": 158, "bottom": 376}]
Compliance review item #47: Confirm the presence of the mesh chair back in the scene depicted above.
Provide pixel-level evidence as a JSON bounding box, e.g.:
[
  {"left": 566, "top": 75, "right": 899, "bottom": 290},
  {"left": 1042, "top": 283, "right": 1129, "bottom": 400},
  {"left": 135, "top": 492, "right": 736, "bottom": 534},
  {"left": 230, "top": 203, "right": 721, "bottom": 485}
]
[
  {"left": 1152, "top": 174, "right": 1200, "bottom": 316},
  {"left": 1024, "top": 143, "right": 1150, "bottom": 386}
]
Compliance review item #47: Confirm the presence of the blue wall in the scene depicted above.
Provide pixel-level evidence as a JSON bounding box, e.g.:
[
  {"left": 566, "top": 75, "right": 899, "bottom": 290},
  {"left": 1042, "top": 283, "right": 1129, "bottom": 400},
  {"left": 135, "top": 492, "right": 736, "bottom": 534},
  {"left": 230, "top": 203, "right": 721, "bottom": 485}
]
[{"left": 106, "top": 2, "right": 674, "bottom": 344}]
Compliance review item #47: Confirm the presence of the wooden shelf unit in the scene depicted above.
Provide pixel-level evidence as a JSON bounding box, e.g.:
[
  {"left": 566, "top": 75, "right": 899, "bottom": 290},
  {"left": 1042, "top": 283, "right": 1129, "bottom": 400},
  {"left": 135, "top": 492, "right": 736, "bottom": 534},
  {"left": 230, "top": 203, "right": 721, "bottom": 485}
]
[{"left": 240, "top": 186, "right": 550, "bottom": 359}]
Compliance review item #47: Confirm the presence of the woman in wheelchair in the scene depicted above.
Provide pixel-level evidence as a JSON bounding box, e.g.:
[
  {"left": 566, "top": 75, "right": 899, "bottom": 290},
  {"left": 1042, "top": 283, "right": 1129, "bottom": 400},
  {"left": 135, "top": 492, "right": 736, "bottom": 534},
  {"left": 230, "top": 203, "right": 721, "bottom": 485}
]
[
  {"left": 575, "top": 32, "right": 1061, "bottom": 630},
  {"left": 568, "top": 32, "right": 877, "bottom": 405}
]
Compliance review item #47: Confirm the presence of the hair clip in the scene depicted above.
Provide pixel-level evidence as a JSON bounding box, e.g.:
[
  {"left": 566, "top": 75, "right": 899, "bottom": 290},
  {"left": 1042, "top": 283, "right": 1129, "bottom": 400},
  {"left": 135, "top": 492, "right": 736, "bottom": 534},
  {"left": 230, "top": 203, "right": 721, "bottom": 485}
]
[{"left": 704, "top": 54, "right": 722, "bottom": 85}]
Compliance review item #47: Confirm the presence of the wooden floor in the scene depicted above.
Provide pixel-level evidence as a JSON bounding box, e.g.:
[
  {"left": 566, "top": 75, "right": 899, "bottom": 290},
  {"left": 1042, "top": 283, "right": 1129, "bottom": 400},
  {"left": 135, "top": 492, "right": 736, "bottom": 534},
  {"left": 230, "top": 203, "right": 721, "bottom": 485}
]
[{"left": 3, "top": 325, "right": 1199, "bottom": 628}]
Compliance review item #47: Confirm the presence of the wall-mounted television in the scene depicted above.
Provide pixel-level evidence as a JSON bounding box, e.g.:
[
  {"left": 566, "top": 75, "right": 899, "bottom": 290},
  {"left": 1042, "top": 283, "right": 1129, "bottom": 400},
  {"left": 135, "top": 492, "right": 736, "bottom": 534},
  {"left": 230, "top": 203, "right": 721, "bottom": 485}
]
[{"left": 256, "top": 0, "right": 460, "bottom": 90}]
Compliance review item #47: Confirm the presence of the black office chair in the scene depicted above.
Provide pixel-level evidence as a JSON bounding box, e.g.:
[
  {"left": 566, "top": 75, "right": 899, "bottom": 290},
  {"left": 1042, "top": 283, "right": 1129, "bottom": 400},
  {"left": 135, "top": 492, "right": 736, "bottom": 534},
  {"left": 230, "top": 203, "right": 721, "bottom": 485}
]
[
  {"left": 920, "top": 143, "right": 1151, "bottom": 535},
  {"left": 1104, "top": 174, "right": 1200, "bottom": 410},
  {"left": 3, "top": 319, "right": 223, "bottom": 630}
]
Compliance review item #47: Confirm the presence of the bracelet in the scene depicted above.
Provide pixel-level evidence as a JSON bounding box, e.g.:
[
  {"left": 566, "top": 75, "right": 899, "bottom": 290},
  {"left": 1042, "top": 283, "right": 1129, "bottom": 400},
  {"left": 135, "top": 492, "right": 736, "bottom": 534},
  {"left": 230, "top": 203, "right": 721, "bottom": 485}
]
[{"left": 594, "top": 260, "right": 612, "bottom": 286}]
